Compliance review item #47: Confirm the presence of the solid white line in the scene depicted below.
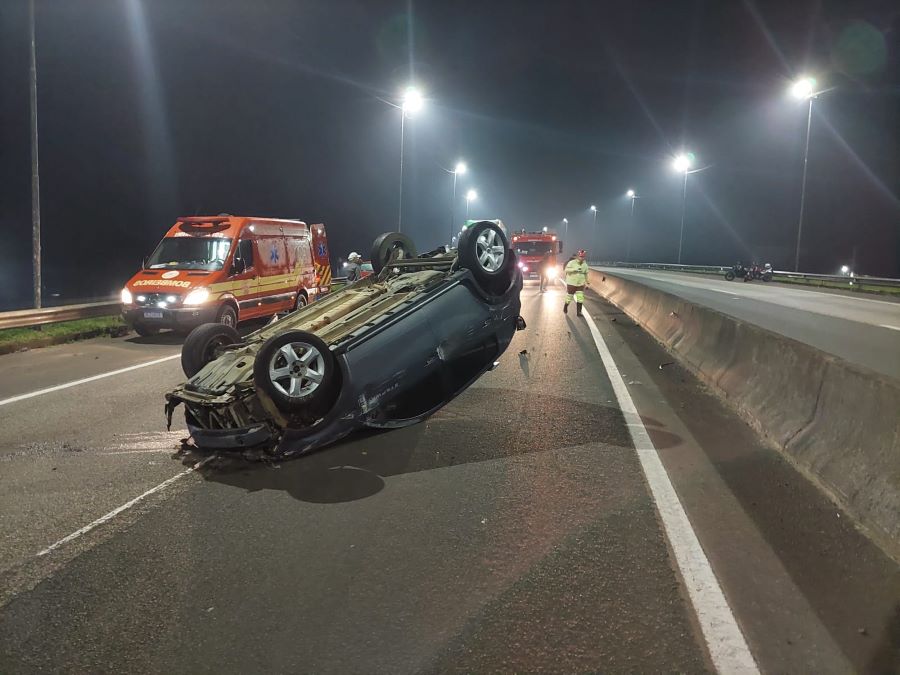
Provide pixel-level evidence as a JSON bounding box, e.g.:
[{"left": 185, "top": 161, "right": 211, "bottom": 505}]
[
  {"left": 583, "top": 312, "right": 759, "bottom": 674},
  {"left": 880, "top": 324, "right": 900, "bottom": 332},
  {"left": 36, "top": 455, "right": 215, "bottom": 557},
  {"left": 0, "top": 354, "right": 180, "bottom": 408}
]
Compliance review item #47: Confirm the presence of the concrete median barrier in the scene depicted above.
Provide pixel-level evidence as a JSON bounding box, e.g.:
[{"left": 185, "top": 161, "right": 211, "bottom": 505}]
[{"left": 593, "top": 270, "right": 900, "bottom": 556}]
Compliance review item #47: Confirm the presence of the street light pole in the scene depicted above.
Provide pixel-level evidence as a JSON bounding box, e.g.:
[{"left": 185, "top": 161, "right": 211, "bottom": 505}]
[
  {"left": 677, "top": 171, "right": 688, "bottom": 264},
  {"left": 672, "top": 153, "right": 694, "bottom": 264},
  {"left": 397, "top": 86, "right": 423, "bottom": 234},
  {"left": 626, "top": 190, "right": 637, "bottom": 262},
  {"left": 590, "top": 206, "right": 597, "bottom": 256},
  {"left": 449, "top": 161, "right": 466, "bottom": 246},
  {"left": 28, "top": 0, "right": 41, "bottom": 309},
  {"left": 795, "top": 96, "right": 813, "bottom": 272},
  {"left": 465, "top": 189, "right": 478, "bottom": 220},
  {"left": 398, "top": 112, "right": 405, "bottom": 233},
  {"left": 563, "top": 218, "right": 568, "bottom": 244}
]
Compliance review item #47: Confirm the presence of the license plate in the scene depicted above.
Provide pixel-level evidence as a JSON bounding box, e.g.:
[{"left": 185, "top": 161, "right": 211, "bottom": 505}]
[{"left": 143, "top": 311, "right": 164, "bottom": 319}]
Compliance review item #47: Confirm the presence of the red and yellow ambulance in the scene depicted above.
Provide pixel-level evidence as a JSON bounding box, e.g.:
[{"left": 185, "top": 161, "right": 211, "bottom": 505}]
[{"left": 121, "top": 215, "right": 331, "bottom": 335}]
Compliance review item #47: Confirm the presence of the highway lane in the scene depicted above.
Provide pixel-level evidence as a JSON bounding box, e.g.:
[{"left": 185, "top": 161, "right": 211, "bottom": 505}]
[
  {"left": 595, "top": 267, "right": 900, "bottom": 380},
  {"left": 0, "top": 286, "right": 898, "bottom": 672}
]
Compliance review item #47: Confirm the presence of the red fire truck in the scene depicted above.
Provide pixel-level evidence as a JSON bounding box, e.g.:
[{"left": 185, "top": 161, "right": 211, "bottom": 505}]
[{"left": 511, "top": 230, "right": 564, "bottom": 288}]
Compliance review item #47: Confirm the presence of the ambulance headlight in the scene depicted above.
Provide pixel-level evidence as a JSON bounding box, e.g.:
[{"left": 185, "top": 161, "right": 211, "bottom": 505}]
[
  {"left": 121, "top": 288, "right": 133, "bottom": 305},
  {"left": 183, "top": 288, "right": 210, "bottom": 305}
]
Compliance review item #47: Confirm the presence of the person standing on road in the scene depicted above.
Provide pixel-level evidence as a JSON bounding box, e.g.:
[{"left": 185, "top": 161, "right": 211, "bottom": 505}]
[
  {"left": 345, "top": 252, "right": 362, "bottom": 283},
  {"left": 539, "top": 248, "right": 554, "bottom": 292},
  {"left": 563, "top": 249, "right": 590, "bottom": 316}
]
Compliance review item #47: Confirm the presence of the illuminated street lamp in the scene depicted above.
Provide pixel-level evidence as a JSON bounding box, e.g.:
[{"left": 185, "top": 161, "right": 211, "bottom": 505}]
[
  {"left": 626, "top": 189, "right": 638, "bottom": 262},
  {"left": 789, "top": 75, "right": 821, "bottom": 272},
  {"left": 465, "top": 188, "right": 478, "bottom": 219},
  {"left": 562, "top": 217, "right": 569, "bottom": 242},
  {"left": 397, "top": 86, "right": 424, "bottom": 233},
  {"left": 448, "top": 160, "right": 467, "bottom": 244},
  {"left": 672, "top": 152, "right": 695, "bottom": 264}
]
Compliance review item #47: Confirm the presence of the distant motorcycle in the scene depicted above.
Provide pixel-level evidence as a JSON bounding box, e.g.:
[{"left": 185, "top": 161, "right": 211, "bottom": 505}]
[
  {"left": 724, "top": 264, "right": 747, "bottom": 281},
  {"left": 737, "top": 263, "right": 773, "bottom": 283}
]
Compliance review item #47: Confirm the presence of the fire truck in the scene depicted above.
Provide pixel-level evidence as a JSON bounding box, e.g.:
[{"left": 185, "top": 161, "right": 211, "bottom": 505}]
[{"left": 511, "top": 229, "right": 564, "bottom": 287}]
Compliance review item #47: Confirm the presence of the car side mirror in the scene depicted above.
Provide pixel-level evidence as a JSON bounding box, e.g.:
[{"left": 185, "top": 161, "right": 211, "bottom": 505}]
[{"left": 141, "top": 256, "right": 148, "bottom": 269}]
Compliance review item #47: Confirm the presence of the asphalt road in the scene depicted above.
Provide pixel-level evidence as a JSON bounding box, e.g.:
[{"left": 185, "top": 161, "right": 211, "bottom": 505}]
[
  {"left": 0, "top": 286, "right": 898, "bottom": 673},
  {"left": 594, "top": 268, "right": 900, "bottom": 380}
]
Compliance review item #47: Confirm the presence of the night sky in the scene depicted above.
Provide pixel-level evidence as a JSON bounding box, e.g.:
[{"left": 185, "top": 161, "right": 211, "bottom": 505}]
[{"left": 1, "top": 0, "right": 898, "bottom": 309}]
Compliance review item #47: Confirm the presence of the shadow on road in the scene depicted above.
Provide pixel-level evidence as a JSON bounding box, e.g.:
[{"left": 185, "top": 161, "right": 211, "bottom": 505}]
[
  {"left": 194, "top": 388, "right": 684, "bottom": 504},
  {"left": 124, "top": 320, "right": 268, "bottom": 346}
]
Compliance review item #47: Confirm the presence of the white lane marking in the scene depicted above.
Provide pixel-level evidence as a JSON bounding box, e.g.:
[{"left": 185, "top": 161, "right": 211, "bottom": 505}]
[
  {"left": 583, "top": 312, "right": 759, "bottom": 673},
  {"left": 0, "top": 354, "right": 180, "bottom": 408},
  {"left": 37, "top": 455, "right": 215, "bottom": 557},
  {"left": 880, "top": 324, "right": 900, "bottom": 332}
]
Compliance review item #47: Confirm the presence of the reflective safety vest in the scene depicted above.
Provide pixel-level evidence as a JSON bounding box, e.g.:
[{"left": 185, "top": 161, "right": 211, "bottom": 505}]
[{"left": 565, "top": 259, "right": 589, "bottom": 287}]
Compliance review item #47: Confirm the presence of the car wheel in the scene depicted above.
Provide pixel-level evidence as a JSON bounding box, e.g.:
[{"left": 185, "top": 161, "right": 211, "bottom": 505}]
[
  {"left": 133, "top": 323, "right": 159, "bottom": 337},
  {"left": 370, "top": 232, "right": 417, "bottom": 275},
  {"left": 216, "top": 304, "right": 238, "bottom": 328},
  {"left": 458, "top": 220, "right": 512, "bottom": 290},
  {"left": 724, "top": 270, "right": 735, "bottom": 281},
  {"left": 253, "top": 330, "right": 340, "bottom": 416},
  {"left": 294, "top": 292, "right": 308, "bottom": 311},
  {"left": 181, "top": 323, "right": 241, "bottom": 378}
]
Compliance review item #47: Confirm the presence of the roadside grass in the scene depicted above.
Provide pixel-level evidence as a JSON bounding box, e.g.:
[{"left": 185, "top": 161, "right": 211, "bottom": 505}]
[{"left": 0, "top": 316, "right": 128, "bottom": 354}]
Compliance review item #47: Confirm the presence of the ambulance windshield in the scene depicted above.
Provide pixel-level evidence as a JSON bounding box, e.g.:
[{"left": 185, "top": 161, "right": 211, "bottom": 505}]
[{"left": 146, "top": 237, "right": 233, "bottom": 271}]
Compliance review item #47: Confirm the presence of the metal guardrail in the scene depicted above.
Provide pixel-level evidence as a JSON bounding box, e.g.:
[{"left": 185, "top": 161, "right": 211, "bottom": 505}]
[
  {"left": 0, "top": 300, "right": 121, "bottom": 331},
  {"left": 594, "top": 262, "right": 900, "bottom": 290},
  {"left": 1, "top": 278, "right": 355, "bottom": 331}
]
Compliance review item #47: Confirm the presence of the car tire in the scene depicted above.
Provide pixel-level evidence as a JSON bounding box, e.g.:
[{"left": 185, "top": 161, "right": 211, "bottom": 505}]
[
  {"left": 370, "top": 232, "right": 417, "bottom": 275},
  {"left": 181, "top": 323, "right": 242, "bottom": 378},
  {"left": 133, "top": 322, "right": 159, "bottom": 337},
  {"left": 253, "top": 330, "right": 340, "bottom": 417},
  {"left": 216, "top": 304, "right": 238, "bottom": 328},
  {"left": 458, "top": 220, "right": 513, "bottom": 291},
  {"left": 294, "top": 292, "right": 308, "bottom": 311},
  {"left": 724, "top": 270, "right": 735, "bottom": 281}
]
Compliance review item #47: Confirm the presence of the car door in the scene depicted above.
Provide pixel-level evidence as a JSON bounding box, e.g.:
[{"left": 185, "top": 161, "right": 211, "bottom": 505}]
[{"left": 230, "top": 238, "right": 260, "bottom": 319}]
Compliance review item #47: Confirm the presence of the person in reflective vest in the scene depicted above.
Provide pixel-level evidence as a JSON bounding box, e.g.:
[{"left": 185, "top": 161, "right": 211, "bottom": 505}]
[{"left": 564, "top": 249, "right": 590, "bottom": 316}]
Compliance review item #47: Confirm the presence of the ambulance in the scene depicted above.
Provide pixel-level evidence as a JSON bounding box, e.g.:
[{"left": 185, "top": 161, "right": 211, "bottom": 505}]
[{"left": 121, "top": 215, "right": 331, "bottom": 335}]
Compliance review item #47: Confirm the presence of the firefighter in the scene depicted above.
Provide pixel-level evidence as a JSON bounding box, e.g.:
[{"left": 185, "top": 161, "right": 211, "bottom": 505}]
[
  {"left": 538, "top": 248, "right": 553, "bottom": 292},
  {"left": 345, "top": 252, "right": 362, "bottom": 283},
  {"left": 563, "top": 249, "right": 590, "bottom": 316}
]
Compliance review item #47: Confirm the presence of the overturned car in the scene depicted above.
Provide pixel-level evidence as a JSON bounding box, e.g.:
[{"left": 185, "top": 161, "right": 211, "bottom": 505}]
[{"left": 165, "top": 220, "right": 525, "bottom": 458}]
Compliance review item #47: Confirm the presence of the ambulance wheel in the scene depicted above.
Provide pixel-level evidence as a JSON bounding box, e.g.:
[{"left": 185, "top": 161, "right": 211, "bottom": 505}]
[
  {"left": 181, "top": 323, "right": 241, "bottom": 378},
  {"left": 216, "top": 304, "right": 238, "bottom": 328},
  {"left": 370, "top": 233, "right": 417, "bottom": 275},
  {"left": 133, "top": 323, "right": 158, "bottom": 337},
  {"left": 294, "top": 292, "right": 308, "bottom": 311},
  {"left": 254, "top": 330, "right": 340, "bottom": 417},
  {"left": 458, "top": 220, "right": 512, "bottom": 290}
]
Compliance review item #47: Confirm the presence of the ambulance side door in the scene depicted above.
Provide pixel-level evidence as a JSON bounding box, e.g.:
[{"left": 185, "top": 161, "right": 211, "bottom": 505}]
[{"left": 229, "top": 237, "right": 260, "bottom": 319}]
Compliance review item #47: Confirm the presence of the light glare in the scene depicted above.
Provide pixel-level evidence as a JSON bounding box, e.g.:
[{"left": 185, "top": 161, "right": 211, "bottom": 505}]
[
  {"left": 455, "top": 161, "right": 467, "bottom": 175},
  {"left": 465, "top": 188, "right": 478, "bottom": 201},
  {"left": 790, "top": 77, "right": 816, "bottom": 100},
  {"left": 626, "top": 189, "right": 635, "bottom": 198},
  {"left": 401, "top": 86, "right": 424, "bottom": 115},
  {"left": 672, "top": 153, "right": 693, "bottom": 173}
]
